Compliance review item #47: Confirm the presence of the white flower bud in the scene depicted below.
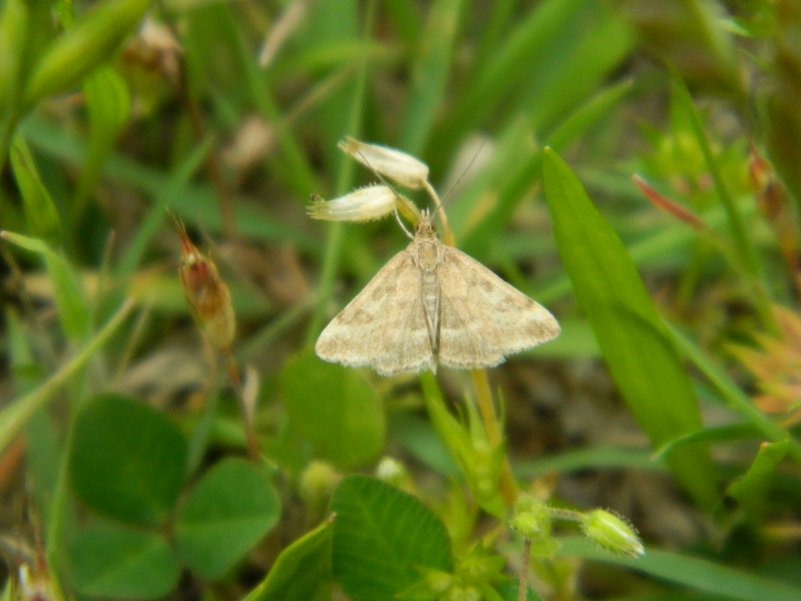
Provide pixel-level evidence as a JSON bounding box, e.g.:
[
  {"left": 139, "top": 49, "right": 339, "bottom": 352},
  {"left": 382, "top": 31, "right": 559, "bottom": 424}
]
[
  {"left": 339, "top": 137, "right": 429, "bottom": 189},
  {"left": 306, "top": 185, "right": 399, "bottom": 222}
]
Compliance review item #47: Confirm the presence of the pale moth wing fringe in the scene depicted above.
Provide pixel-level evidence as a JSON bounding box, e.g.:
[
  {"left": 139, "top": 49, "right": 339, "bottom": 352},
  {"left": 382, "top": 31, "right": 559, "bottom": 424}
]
[{"left": 315, "top": 211, "right": 560, "bottom": 376}]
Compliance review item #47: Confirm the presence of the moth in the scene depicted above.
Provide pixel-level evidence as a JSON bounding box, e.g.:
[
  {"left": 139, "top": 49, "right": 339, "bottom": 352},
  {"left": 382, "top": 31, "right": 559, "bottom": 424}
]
[{"left": 315, "top": 210, "right": 560, "bottom": 376}]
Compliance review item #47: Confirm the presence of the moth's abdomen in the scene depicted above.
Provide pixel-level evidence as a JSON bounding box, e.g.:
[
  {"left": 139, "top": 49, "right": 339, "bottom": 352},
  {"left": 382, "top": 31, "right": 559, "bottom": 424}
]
[{"left": 420, "top": 269, "right": 440, "bottom": 353}]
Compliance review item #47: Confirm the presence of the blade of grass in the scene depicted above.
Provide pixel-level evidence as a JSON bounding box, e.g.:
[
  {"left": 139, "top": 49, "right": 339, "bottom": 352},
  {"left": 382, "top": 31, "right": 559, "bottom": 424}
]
[
  {"left": 542, "top": 148, "right": 717, "bottom": 509},
  {"left": 432, "top": 0, "right": 582, "bottom": 162},
  {"left": 74, "top": 66, "right": 131, "bottom": 219},
  {"left": 673, "top": 77, "right": 776, "bottom": 332},
  {"left": 116, "top": 135, "right": 213, "bottom": 276},
  {"left": 525, "top": 6, "right": 634, "bottom": 133},
  {"left": 20, "top": 116, "right": 318, "bottom": 250},
  {"left": 515, "top": 446, "right": 663, "bottom": 479},
  {"left": 456, "top": 79, "right": 634, "bottom": 256},
  {"left": 1, "top": 230, "right": 89, "bottom": 340},
  {"left": 0, "top": 297, "right": 135, "bottom": 454},
  {"left": 9, "top": 134, "right": 62, "bottom": 246},
  {"left": 560, "top": 537, "right": 801, "bottom": 601},
  {"left": 666, "top": 322, "right": 801, "bottom": 464},
  {"left": 397, "top": 0, "right": 464, "bottom": 154}
]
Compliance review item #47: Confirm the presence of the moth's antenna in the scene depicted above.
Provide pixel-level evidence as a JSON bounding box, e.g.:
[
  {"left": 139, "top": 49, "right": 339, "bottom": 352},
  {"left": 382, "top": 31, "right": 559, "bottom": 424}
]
[
  {"left": 441, "top": 140, "right": 486, "bottom": 207},
  {"left": 393, "top": 208, "right": 414, "bottom": 240}
]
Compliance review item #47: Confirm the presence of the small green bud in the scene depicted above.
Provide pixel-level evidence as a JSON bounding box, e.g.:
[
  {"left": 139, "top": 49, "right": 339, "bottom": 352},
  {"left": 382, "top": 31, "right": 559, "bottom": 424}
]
[
  {"left": 581, "top": 509, "right": 644, "bottom": 557},
  {"left": 375, "top": 456, "right": 408, "bottom": 487},
  {"left": 299, "top": 460, "right": 339, "bottom": 507},
  {"left": 444, "top": 583, "right": 481, "bottom": 601},
  {"left": 23, "top": 0, "right": 152, "bottom": 107},
  {"left": 510, "top": 495, "right": 552, "bottom": 540}
]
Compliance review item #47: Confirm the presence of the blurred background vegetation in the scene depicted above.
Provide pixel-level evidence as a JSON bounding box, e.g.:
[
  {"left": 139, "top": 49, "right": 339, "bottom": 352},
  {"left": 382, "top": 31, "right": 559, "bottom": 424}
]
[{"left": 1, "top": 0, "right": 801, "bottom": 600}]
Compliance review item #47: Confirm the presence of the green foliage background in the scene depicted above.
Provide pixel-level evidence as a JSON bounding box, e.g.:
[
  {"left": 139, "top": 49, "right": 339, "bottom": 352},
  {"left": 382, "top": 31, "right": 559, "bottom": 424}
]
[{"left": 1, "top": 1, "right": 801, "bottom": 600}]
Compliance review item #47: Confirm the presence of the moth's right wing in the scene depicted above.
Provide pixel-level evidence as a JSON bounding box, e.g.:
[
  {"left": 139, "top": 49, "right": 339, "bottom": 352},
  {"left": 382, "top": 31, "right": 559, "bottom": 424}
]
[{"left": 315, "top": 249, "right": 434, "bottom": 376}]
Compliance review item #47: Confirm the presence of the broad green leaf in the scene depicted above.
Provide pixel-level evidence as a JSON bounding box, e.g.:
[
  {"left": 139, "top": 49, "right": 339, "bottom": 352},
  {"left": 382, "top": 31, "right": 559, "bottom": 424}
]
[
  {"left": 176, "top": 458, "right": 280, "bottom": 580},
  {"left": 68, "top": 393, "right": 187, "bottom": 526},
  {"left": 242, "top": 519, "right": 333, "bottom": 601},
  {"left": 68, "top": 521, "right": 180, "bottom": 599},
  {"left": 0, "top": 299, "right": 134, "bottom": 455},
  {"left": 22, "top": 0, "right": 152, "bottom": 107},
  {"left": 280, "top": 350, "right": 385, "bottom": 468},
  {"left": 330, "top": 475, "right": 452, "bottom": 601},
  {"left": 1, "top": 229, "right": 88, "bottom": 339},
  {"left": 560, "top": 537, "right": 801, "bottom": 601},
  {"left": 542, "top": 148, "right": 717, "bottom": 509},
  {"left": 727, "top": 439, "right": 790, "bottom": 519},
  {"left": 10, "top": 135, "right": 62, "bottom": 245}
]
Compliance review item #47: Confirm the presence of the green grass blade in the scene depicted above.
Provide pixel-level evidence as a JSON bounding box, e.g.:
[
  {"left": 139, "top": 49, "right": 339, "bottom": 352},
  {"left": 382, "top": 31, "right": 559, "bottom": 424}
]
[
  {"left": 116, "top": 135, "right": 213, "bottom": 276},
  {"left": 9, "top": 134, "right": 63, "bottom": 246},
  {"left": 434, "top": 0, "right": 582, "bottom": 154},
  {"left": 666, "top": 323, "right": 801, "bottom": 463},
  {"left": 1, "top": 229, "right": 88, "bottom": 339},
  {"left": 397, "top": 0, "right": 464, "bottom": 154},
  {"left": 22, "top": 0, "right": 151, "bottom": 108},
  {"left": 456, "top": 79, "right": 633, "bottom": 256},
  {"left": 560, "top": 537, "right": 801, "bottom": 601},
  {"left": 542, "top": 148, "right": 717, "bottom": 509},
  {"left": 75, "top": 66, "right": 131, "bottom": 215},
  {"left": 672, "top": 77, "right": 775, "bottom": 331},
  {"left": 0, "top": 298, "right": 135, "bottom": 455}
]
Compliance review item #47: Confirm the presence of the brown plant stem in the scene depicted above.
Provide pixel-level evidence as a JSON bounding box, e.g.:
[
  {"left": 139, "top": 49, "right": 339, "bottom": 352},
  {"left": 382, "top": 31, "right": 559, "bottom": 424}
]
[{"left": 518, "top": 537, "right": 531, "bottom": 601}]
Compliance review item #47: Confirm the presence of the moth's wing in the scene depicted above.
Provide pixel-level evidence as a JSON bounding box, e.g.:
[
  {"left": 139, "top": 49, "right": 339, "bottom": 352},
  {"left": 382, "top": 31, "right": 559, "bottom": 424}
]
[
  {"left": 315, "top": 249, "right": 435, "bottom": 376},
  {"left": 437, "top": 246, "right": 560, "bottom": 369}
]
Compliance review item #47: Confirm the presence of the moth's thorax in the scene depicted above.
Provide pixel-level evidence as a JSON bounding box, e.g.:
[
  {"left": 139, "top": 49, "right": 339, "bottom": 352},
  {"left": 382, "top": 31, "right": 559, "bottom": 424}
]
[
  {"left": 415, "top": 238, "right": 441, "bottom": 273},
  {"left": 413, "top": 214, "right": 441, "bottom": 272}
]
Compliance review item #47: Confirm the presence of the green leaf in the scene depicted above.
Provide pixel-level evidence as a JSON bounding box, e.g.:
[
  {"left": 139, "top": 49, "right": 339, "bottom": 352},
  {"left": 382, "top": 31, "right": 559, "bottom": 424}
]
[
  {"left": 9, "top": 134, "right": 62, "bottom": 245},
  {"left": 0, "top": 0, "right": 28, "bottom": 121},
  {"left": 1, "top": 229, "right": 88, "bottom": 339},
  {"left": 76, "top": 66, "right": 131, "bottom": 211},
  {"left": 22, "top": 0, "right": 152, "bottom": 107},
  {"left": 330, "top": 475, "right": 452, "bottom": 601},
  {"left": 727, "top": 439, "right": 790, "bottom": 519},
  {"left": 280, "top": 350, "right": 385, "bottom": 468},
  {"left": 560, "top": 537, "right": 801, "bottom": 601},
  {"left": 176, "top": 458, "right": 281, "bottom": 580},
  {"left": 68, "top": 521, "right": 180, "bottom": 599},
  {"left": 242, "top": 519, "right": 333, "bottom": 601},
  {"left": 541, "top": 147, "right": 717, "bottom": 509},
  {"left": 68, "top": 393, "right": 187, "bottom": 526}
]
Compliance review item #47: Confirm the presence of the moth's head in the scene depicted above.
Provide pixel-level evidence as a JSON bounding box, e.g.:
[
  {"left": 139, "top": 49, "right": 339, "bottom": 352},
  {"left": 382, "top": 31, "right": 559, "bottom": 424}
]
[{"left": 416, "top": 209, "right": 436, "bottom": 237}]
